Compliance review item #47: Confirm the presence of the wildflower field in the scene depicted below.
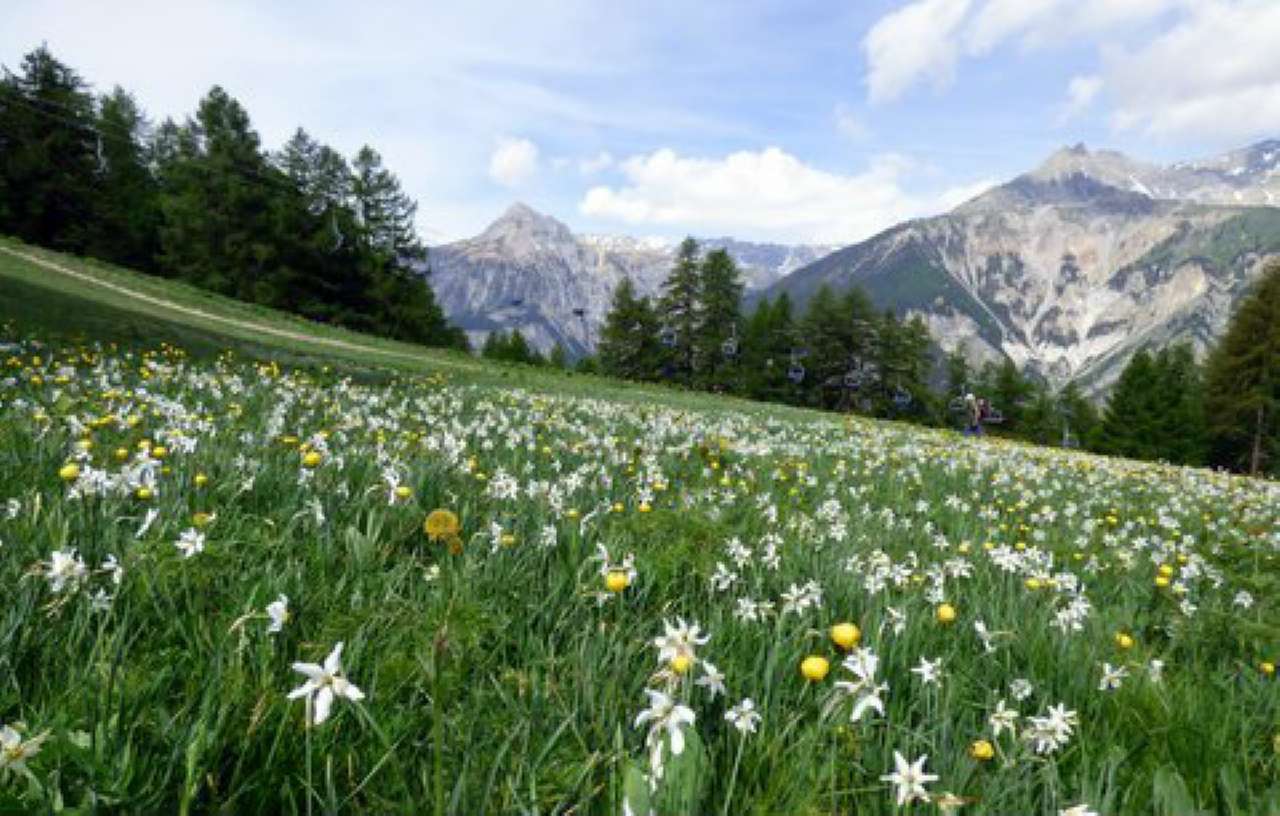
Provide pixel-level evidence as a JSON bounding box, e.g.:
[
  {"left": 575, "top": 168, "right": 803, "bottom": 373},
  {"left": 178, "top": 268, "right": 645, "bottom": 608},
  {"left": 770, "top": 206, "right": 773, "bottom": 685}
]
[{"left": 1, "top": 306, "right": 1279, "bottom": 813}]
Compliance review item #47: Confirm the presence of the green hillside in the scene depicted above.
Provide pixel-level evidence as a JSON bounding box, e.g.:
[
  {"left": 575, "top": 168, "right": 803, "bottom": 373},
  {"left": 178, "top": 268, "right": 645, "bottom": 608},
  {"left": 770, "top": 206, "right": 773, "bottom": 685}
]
[{"left": 2, "top": 237, "right": 1279, "bottom": 814}]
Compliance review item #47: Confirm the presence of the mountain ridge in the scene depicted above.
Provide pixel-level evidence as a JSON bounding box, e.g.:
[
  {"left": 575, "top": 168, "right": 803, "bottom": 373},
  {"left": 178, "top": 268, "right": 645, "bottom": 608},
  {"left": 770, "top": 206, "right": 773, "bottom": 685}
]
[
  {"left": 425, "top": 205, "right": 837, "bottom": 356},
  {"left": 767, "top": 139, "right": 1280, "bottom": 393}
]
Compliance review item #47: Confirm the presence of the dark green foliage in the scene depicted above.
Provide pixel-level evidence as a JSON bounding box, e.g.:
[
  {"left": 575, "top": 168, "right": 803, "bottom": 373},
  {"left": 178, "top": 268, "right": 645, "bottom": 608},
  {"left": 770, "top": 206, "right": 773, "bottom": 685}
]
[
  {"left": 1098, "top": 345, "right": 1207, "bottom": 466},
  {"left": 598, "top": 277, "right": 662, "bottom": 381},
  {"left": 658, "top": 237, "right": 701, "bottom": 382},
  {"left": 0, "top": 47, "right": 98, "bottom": 252},
  {"left": 1205, "top": 262, "right": 1280, "bottom": 476},
  {"left": 547, "top": 343, "right": 568, "bottom": 370},
  {"left": 695, "top": 248, "right": 744, "bottom": 391},
  {"left": 482, "top": 329, "right": 545, "bottom": 366},
  {"left": 738, "top": 293, "right": 796, "bottom": 403},
  {"left": 0, "top": 45, "right": 464, "bottom": 352}
]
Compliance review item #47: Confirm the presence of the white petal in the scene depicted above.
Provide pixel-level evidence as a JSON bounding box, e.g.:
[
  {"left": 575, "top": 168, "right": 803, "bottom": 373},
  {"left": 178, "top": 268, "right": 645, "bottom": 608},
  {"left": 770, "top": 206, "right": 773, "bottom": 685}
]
[
  {"left": 323, "top": 642, "right": 344, "bottom": 674},
  {"left": 287, "top": 681, "right": 317, "bottom": 699},
  {"left": 292, "top": 662, "right": 324, "bottom": 679},
  {"left": 669, "top": 725, "right": 684, "bottom": 756},
  {"left": 313, "top": 686, "right": 335, "bottom": 725}
]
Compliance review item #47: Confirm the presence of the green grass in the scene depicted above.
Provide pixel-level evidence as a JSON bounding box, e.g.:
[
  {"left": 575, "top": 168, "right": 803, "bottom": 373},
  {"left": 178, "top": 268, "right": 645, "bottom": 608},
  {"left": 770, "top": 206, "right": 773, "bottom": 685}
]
[{"left": 1, "top": 241, "right": 1279, "bottom": 814}]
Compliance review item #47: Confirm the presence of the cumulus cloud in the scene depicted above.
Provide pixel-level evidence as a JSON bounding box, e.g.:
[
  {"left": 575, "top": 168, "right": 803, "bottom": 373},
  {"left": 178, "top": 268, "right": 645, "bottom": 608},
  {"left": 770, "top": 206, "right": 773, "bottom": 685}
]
[
  {"left": 864, "top": 0, "right": 973, "bottom": 104},
  {"left": 863, "top": 0, "right": 1280, "bottom": 140},
  {"left": 1057, "top": 74, "right": 1103, "bottom": 123},
  {"left": 1106, "top": 1, "right": 1280, "bottom": 139},
  {"left": 488, "top": 137, "right": 540, "bottom": 187},
  {"left": 579, "top": 146, "right": 978, "bottom": 244},
  {"left": 862, "top": 0, "right": 1185, "bottom": 102}
]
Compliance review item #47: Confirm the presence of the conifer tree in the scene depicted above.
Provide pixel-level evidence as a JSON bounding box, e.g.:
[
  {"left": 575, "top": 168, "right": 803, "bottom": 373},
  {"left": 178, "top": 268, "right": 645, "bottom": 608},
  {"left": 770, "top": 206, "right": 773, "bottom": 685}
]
[
  {"left": 86, "top": 87, "right": 161, "bottom": 271},
  {"left": 599, "top": 277, "right": 661, "bottom": 380},
  {"left": 1205, "top": 262, "right": 1280, "bottom": 475},
  {"left": 695, "top": 248, "right": 744, "bottom": 391},
  {"left": 658, "top": 238, "right": 701, "bottom": 383},
  {"left": 0, "top": 46, "right": 98, "bottom": 251}
]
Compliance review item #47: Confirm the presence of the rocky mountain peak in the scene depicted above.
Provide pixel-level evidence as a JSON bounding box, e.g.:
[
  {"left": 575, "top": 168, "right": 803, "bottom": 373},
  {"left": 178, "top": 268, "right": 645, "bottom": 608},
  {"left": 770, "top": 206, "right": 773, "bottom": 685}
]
[{"left": 477, "top": 202, "right": 577, "bottom": 254}]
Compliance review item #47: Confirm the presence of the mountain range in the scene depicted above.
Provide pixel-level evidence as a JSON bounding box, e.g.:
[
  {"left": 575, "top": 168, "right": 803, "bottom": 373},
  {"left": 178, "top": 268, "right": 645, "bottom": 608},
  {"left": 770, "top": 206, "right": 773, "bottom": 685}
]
[
  {"left": 425, "top": 203, "right": 835, "bottom": 355},
  {"left": 425, "top": 140, "right": 1280, "bottom": 392},
  {"left": 765, "top": 140, "right": 1280, "bottom": 392}
]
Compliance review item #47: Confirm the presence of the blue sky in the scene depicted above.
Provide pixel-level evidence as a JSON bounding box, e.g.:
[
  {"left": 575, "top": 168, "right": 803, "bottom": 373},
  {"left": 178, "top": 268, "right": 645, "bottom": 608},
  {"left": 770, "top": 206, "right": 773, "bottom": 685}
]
[{"left": 5, "top": 0, "right": 1280, "bottom": 244}]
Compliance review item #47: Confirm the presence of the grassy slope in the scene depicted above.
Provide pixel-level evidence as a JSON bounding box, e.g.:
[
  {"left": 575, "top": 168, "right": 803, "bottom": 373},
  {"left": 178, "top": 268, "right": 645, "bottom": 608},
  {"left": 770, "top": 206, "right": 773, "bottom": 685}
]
[
  {"left": 0, "top": 237, "right": 830, "bottom": 417},
  {"left": 2, "top": 239, "right": 1279, "bottom": 814}
]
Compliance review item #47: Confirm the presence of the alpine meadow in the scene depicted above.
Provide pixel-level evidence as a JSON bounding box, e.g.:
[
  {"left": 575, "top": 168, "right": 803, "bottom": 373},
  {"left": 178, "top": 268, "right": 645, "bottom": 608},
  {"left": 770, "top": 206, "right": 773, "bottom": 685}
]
[{"left": 3, "top": 3, "right": 1280, "bottom": 815}]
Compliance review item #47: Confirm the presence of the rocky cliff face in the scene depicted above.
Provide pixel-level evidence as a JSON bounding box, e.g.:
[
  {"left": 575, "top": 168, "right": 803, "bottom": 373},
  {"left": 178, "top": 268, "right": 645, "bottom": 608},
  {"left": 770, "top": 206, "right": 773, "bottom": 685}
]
[
  {"left": 766, "top": 142, "right": 1280, "bottom": 393},
  {"left": 425, "top": 203, "right": 835, "bottom": 355}
]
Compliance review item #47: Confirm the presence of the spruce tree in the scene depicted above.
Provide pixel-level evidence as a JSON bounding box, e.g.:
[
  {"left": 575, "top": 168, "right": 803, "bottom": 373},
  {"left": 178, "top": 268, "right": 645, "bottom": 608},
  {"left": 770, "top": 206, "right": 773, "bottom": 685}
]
[
  {"left": 599, "top": 277, "right": 661, "bottom": 381},
  {"left": 1205, "top": 262, "right": 1280, "bottom": 475},
  {"left": 658, "top": 238, "right": 701, "bottom": 383},
  {"left": 86, "top": 87, "right": 161, "bottom": 271},
  {"left": 696, "top": 248, "right": 744, "bottom": 391},
  {"left": 1099, "top": 350, "right": 1159, "bottom": 459},
  {"left": 0, "top": 46, "right": 98, "bottom": 251}
]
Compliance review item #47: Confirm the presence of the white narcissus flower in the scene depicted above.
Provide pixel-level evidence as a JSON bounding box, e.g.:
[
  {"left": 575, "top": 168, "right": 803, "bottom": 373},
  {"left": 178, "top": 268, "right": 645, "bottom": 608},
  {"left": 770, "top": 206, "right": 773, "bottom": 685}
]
[
  {"left": 1098, "top": 662, "right": 1129, "bottom": 691},
  {"left": 287, "top": 642, "right": 365, "bottom": 725},
  {"left": 633, "top": 689, "right": 695, "bottom": 781},
  {"left": 652, "top": 618, "right": 709, "bottom": 666},
  {"left": 0, "top": 725, "right": 49, "bottom": 774},
  {"left": 880, "top": 751, "right": 938, "bottom": 806},
  {"left": 175, "top": 528, "right": 205, "bottom": 558},
  {"left": 46, "top": 549, "right": 87, "bottom": 593},
  {"left": 724, "top": 698, "right": 761, "bottom": 735},
  {"left": 265, "top": 595, "right": 289, "bottom": 633},
  {"left": 989, "top": 698, "right": 1019, "bottom": 738},
  {"left": 1060, "top": 805, "right": 1099, "bottom": 816},
  {"left": 910, "top": 656, "right": 944, "bottom": 687},
  {"left": 695, "top": 661, "right": 726, "bottom": 699}
]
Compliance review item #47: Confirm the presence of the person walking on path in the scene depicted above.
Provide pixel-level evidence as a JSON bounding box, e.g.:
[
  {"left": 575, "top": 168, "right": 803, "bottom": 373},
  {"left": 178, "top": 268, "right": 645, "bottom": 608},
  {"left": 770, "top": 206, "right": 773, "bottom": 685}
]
[{"left": 963, "top": 393, "right": 984, "bottom": 437}]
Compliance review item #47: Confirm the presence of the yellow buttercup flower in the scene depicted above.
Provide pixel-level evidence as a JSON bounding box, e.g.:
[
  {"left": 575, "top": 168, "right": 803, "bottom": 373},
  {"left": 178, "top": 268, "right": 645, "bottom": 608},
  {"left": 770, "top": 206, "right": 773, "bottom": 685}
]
[
  {"left": 969, "top": 740, "right": 995, "bottom": 761},
  {"left": 605, "top": 570, "right": 631, "bottom": 593},
  {"left": 936, "top": 603, "right": 957, "bottom": 625},
  {"left": 800, "top": 656, "right": 830, "bottom": 682},
  {"left": 831, "top": 622, "right": 861, "bottom": 650},
  {"left": 424, "top": 509, "right": 461, "bottom": 541}
]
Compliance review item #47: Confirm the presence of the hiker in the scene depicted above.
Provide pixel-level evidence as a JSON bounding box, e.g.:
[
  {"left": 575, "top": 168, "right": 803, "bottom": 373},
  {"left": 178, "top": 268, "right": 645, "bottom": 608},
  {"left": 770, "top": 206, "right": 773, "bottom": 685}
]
[{"left": 963, "top": 393, "right": 983, "bottom": 437}]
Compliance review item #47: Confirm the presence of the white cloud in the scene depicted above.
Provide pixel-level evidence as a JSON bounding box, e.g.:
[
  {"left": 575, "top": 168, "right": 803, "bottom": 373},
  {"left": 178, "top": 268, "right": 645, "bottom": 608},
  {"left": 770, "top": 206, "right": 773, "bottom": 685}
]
[
  {"left": 488, "top": 137, "right": 540, "bottom": 187},
  {"left": 862, "top": 0, "right": 1184, "bottom": 102},
  {"left": 579, "top": 146, "right": 977, "bottom": 244},
  {"left": 1057, "top": 74, "right": 1103, "bottom": 122},
  {"left": 834, "top": 104, "right": 870, "bottom": 140},
  {"left": 864, "top": 0, "right": 973, "bottom": 104},
  {"left": 1105, "top": 1, "right": 1280, "bottom": 139},
  {"left": 578, "top": 151, "right": 614, "bottom": 174}
]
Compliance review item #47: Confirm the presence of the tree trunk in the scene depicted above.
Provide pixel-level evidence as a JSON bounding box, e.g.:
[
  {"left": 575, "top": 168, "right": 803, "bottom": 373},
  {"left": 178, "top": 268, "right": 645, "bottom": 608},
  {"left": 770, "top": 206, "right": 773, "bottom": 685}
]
[{"left": 1250, "top": 403, "right": 1265, "bottom": 476}]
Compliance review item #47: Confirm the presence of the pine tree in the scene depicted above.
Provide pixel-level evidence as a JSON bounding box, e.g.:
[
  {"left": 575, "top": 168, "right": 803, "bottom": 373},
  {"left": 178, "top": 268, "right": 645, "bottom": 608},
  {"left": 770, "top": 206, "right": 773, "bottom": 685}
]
[
  {"left": 658, "top": 238, "right": 701, "bottom": 383},
  {"left": 1205, "top": 262, "right": 1280, "bottom": 475},
  {"left": 695, "top": 248, "right": 744, "bottom": 391},
  {"left": 548, "top": 343, "right": 569, "bottom": 370},
  {"left": 0, "top": 46, "right": 98, "bottom": 251},
  {"left": 740, "top": 294, "right": 796, "bottom": 402},
  {"left": 1099, "top": 350, "right": 1159, "bottom": 459},
  {"left": 1152, "top": 345, "right": 1208, "bottom": 465},
  {"left": 991, "top": 359, "right": 1035, "bottom": 431},
  {"left": 599, "top": 277, "right": 661, "bottom": 381},
  {"left": 1058, "top": 380, "right": 1099, "bottom": 449},
  {"left": 156, "top": 86, "right": 283, "bottom": 298},
  {"left": 86, "top": 87, "right": 161, "bottom": 271}
]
